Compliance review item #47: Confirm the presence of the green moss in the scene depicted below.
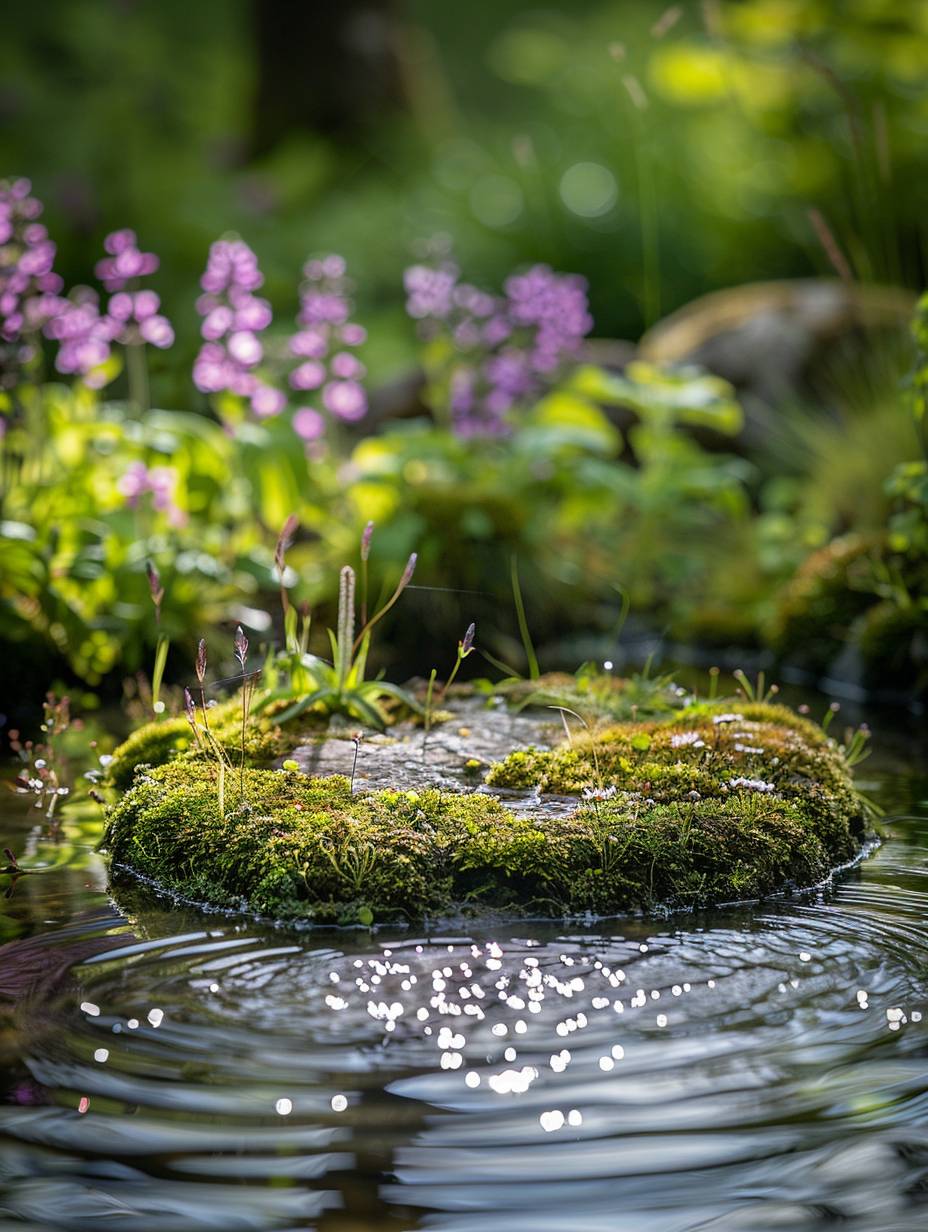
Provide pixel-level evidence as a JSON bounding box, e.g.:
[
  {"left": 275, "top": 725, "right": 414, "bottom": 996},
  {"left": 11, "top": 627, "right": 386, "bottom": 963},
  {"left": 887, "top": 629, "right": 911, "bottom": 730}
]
[
  {"left": 495, "top": 667, "right": 685, "bottom": 722},
  {"left": 104, "top": 697, "right": 865, "bottom": 923},
  {"left": 766, "top": 534, "right": 879, "bottom": 671},
  {"left": 106, "top": 698, "right": 294, "bottom": 790},
  {"left": 855, "top": 599, "right": 927, "bottom": 690},
  {"left": 487, "top": 701, "right": 863, "bottom": 859}
]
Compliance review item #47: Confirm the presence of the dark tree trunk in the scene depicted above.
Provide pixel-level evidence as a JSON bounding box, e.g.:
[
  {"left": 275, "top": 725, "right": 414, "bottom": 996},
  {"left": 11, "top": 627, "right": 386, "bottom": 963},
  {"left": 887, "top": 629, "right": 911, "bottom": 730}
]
[{"left": 251, "top": 0, "right": 406, "bottom": 154}]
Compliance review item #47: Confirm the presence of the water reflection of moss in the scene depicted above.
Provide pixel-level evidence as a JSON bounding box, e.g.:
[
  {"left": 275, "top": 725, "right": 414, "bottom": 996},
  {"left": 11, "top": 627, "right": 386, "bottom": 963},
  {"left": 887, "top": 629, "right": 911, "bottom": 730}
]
[{"left": 105, "top": 700, "right": 866, "bottom": 924}]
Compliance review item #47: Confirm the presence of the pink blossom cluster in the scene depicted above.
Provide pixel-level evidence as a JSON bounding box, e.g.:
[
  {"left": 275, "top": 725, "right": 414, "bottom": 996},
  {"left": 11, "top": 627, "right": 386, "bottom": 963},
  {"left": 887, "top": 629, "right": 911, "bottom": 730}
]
[
  {"left": 43, "top": 289, "right": 120, "bottom": 387},
  {"left": 116, "top": 461, "right": 185, "bottom": 526},
  {"left": 0, "top": 178, "right": 64, "bottom": 384},
  {"left": 404, "top": 260, "right": 592, "bottom": 436},
  {"left": 192, "top": 238, "right": 283, "bottom": 418},
  {"left": 43, "top": 227, "right": 173, "bottom": 384},
  {"left": 288, "top": 254, "right": 368, "bottom": 442},
  {"left": 96, "top": 229, "right": 174, "bottom": 349}
]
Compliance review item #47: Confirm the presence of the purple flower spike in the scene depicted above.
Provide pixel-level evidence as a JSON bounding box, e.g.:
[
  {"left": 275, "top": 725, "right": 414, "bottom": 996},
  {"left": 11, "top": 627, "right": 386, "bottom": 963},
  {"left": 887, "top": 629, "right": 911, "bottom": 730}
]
[
  {"left": 93, "top": 227, "right": 173, "bottom": 351},
  {"left": 286, "top": 254, "right": 368, "bottom": 441},
  {"left": 460, "top": 622, "right": 476, "bottom": 655},
  {"left": 145, "top": 560, "right": 164, "bottom": 606},
  {"left": 403, "top": 254, "right": 592, "bottom": 437},
  {"left": 193, "top": 238, "right": 274, "bottom": 418},
  {"left": 234, "top": 625, "right": 249, "bottom": 671},
  {"left": 196, "top": 639, "right": 208, "bottom": 684},
  {"left": 44, "top": 288, "right": 120, "bottom": 386},
  {"left": 399, "top": 552, "right": 417, "bottom": 590},
  {"left": 95, "top": 229, "right": 160, "bottom": 291},
  {"left": 0, "top": 178, "right": 65, "bottom": 385},
  {"left": 360, "top": 520, "right": 374, "bottom": 562}
]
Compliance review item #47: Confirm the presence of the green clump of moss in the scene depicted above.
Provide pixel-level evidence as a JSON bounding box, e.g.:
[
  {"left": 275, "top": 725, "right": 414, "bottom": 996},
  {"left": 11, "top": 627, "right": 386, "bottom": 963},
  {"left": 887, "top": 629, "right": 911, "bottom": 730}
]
[
  {"left": 104, "top": 695, "right": 866, "bottom": 923},
  {"left": 487, "top": 701, "right": 864, "bottom": 860},
  {"left": 106, "top": 698, "right": 293, "bottom": 790},
  {"left": 494, "top": 665, "right": 686, "bottom": 722},
  {"left": 766, "top": 533, "right": 879, "bottom": 671}
]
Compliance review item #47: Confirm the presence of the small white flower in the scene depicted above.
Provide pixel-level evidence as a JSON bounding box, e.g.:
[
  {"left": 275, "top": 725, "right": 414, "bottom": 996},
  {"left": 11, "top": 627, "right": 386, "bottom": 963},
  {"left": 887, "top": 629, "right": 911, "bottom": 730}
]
[
  {"left": 713, "top": 713, "right": 744, "bottom": 725},
  {"left": 729, "top": 776, "right": 775, "bottom": 793},
  {"left": 670, "top": 731, "right": 705, "bottom": 749},
  {"left": 582, "top": 785, "right": 617, "bottom": 801}
]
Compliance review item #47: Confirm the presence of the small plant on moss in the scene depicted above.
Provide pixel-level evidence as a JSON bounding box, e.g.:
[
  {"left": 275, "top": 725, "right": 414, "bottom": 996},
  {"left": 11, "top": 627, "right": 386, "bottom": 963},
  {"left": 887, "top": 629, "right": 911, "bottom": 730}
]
[
  {"left": 732, "top": 669, "right": 779, "bottom": 705},
  {"left": 315, "top": 832, "right": 379, "bottom": 897},
  {"left": 424, "top": 621, "right": 476, "bottom": 748},
  {"left": 145, "top": 560, "right": 169, "bottom": 718},
  {"left": 183, "top": 638, "right": 237, "bottom": 817},
  {"left": 509, "top": 659, "right": 686, "bottom": 723},
  {"left": 258, "top": 531, "right": 420, "bottom": 729},
  {"left": 273, "top": 514, "right": 314, "bottom": 691},
  {"left": 233, "top": 624, "right": 259, "bottom": 801}
]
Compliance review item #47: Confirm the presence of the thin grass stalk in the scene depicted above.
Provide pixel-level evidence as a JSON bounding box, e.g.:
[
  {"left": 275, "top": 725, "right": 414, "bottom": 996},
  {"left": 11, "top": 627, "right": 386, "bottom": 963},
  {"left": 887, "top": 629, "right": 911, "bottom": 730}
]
[
  {"left": 352, "top": 553, "right": 416, "bottom": 654},
  {"left": 510, "top": 557, "right": 539, "bottom": 680}
]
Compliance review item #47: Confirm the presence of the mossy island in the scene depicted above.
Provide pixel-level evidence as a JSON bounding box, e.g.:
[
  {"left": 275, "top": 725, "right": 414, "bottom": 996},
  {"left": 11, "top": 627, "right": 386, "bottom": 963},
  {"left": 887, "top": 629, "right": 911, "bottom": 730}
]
[{"left": 103, "top": 682, "right": 873, "bottom": 927}]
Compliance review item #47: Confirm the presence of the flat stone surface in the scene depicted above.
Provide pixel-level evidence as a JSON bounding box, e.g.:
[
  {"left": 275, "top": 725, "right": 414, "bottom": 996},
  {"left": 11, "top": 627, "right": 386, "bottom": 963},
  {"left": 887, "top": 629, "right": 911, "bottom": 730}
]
[{"left": 287, "top": 697, "right": 575, "bottom": 815}]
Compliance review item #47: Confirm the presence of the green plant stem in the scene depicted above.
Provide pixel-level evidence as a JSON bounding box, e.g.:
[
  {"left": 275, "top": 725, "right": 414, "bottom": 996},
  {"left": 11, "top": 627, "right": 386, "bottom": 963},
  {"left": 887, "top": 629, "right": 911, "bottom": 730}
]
[
  {"left": 353, "top": 580, "right": 405, "bottom": 654},
  {"left": 423, "top": 668, "right": 438, "bottom": 759},
  {"left": 438, "top": 649, "right": 464, "bottom": 701},
  {"left": 511, "top": 557, "right": 539, "bottom": 680},
  {"left": 126, "top": 343, "right": 150, "bottom": 415}
]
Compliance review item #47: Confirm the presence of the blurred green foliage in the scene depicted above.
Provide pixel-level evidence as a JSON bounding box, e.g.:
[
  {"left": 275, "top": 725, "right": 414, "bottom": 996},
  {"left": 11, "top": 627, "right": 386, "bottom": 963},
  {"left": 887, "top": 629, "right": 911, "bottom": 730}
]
[
  {"left": 2, "top": 0, "right": 928, "bottom": 702},
  {"left": 2, "top": 0, "right": 925, "bottom": 399},
  {"left": 0, "top": 351, "right": 751, "bottom": 689}
]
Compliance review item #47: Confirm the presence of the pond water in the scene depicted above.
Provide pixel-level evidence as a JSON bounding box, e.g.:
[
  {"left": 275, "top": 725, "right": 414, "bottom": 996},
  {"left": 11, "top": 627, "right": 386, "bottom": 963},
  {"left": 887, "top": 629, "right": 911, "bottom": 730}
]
[{"left": 2, "top": 696, "right": 928, "bottom": 1232}]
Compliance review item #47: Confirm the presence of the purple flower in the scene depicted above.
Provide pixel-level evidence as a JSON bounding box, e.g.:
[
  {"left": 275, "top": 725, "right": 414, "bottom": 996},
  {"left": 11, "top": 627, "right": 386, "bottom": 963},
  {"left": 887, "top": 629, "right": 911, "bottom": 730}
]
[
  {"left": 117, "top": 461, "right": 185, "bottom": 525},
  {"left": 404, "top": 256, "right": 592, "bottom": 437},
  {"left": 94, "top": 228, "right": 173, "bottom": 350},
  {"left": 250, "top": 382, "right": 286, "bottom": 418},
  {"left": 290, "top": 360, "right": 325, "bottom": 391},
  {"left": 139, "top": 314, "right": 174, "bottom": 348},
  {"left": 193, "top": 238, "right": 273, "bottom": 418},
  {"left": 404, "top": 263, "right": 459, "bottom": 321},
  {"left": 44, "top": 288, "right": 120, "bottom": 386},
  {"left": 286, "top": 254, "right": 368, "bottom": 439},
  {"left": 289, "top": 328, "right": 327, "bottom": 358},
  {"left": 0, "top": 178, "right": 65, "bottom": 383},
  {"left": 331, "top": 351, "right": 363, "bottom": 380},
  {"left": 293, "top": 406, "right": 325, "bottom": 440},
  {"left": 322, "top": 379, "right": 366, "bottom": 422},
  {"left": 227, "top": 330, "right": 262, "bottom": 366},
  {"left": 95, "top": 229, "right": 159, "bottom": 291}
]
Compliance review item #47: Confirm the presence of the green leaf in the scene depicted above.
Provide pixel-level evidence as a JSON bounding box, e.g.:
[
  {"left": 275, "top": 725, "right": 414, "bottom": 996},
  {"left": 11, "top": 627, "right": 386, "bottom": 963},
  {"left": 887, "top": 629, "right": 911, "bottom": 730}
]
[
  {"left": 344, "top": 690, "right": 387, "bottom": 729},
  {"left": 277, "top": 688, "right": 335, "bottom": 725},
  {"left": 349, "top": 630, "right": 371, "bottom": 686},
  {"left": 526, "top": 388, "right": 620, "bottom": 454},
  {"left": 364, "top": 679, "right": 423, "bottom": 714}
]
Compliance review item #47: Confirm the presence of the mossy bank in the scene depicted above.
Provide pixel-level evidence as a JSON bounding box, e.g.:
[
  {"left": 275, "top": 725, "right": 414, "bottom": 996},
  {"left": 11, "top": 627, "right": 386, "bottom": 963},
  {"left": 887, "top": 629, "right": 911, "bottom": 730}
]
[{"left": 103, "top": 700, "right": 870, "bottom": 925}]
